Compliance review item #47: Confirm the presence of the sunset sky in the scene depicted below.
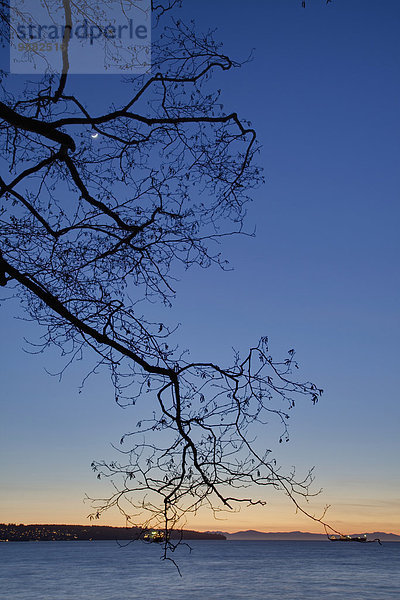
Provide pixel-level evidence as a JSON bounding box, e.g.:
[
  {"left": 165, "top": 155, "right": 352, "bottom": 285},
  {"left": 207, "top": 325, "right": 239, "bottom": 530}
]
[{"left": 1, "top": 1, "right": 399, "bottom": 535}]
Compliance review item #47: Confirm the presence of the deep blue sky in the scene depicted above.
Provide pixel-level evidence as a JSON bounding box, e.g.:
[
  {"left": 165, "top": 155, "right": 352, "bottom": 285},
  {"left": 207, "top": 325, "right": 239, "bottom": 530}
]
[{"left": 1, "top": 1, "right": 399, "bottom": 533}]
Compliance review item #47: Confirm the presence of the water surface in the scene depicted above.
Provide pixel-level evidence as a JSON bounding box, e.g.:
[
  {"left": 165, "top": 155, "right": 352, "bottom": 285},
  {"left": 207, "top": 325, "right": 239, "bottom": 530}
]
[{"left": 1, "top": 539, "right": 398, "bottom": 599}]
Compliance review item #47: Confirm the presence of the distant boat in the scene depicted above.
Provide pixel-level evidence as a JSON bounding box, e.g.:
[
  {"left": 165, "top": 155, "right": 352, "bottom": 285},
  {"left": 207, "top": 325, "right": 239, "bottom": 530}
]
[
  {"left": 143, "top": 530, "right": 166, "bottom": 543},
  {"left": 328, "top": 534, "right": 381, "bottom": 544}
]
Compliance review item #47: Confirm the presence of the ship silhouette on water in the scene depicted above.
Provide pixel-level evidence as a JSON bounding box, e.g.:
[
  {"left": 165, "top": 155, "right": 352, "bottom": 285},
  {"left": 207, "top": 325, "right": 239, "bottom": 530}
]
[{"left": 328, "top": 534, "right": 382, "bottom": 545}]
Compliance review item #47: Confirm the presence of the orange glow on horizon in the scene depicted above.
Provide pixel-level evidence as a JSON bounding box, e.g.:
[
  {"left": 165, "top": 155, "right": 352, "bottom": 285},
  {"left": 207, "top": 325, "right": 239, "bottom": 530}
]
[
  {"left": 3, "top": 505, "right": 397, "bottom": 536},
  {"left": 1, "top": 483, "right": 398, "bottom": 535}
]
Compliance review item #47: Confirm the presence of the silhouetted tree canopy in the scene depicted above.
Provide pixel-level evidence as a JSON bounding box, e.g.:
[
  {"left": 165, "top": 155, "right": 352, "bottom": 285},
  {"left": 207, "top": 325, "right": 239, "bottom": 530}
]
[{"left": 0, "top": 0, "right": 329, "bottom": 560}]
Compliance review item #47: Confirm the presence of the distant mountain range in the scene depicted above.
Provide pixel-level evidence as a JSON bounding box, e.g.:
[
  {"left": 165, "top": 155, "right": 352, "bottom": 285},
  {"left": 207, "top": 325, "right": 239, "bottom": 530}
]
[{"left": 218, "top": 530, "right": 400, "bottom": 542}]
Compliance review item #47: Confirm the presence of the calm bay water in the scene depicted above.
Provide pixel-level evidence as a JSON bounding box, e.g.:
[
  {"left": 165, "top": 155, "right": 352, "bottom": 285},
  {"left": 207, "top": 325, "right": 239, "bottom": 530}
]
[{"left": 0, "top": 539, "right": 399, "bottom": 600}]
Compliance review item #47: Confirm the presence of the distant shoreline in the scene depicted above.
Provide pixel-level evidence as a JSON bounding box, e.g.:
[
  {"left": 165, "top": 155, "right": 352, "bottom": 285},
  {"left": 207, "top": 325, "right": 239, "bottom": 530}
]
[
  {"left": 1, "top": 524, "right": 399, "bottom": 543},
  {"left": 0, "top": 523, "right": 225, "bottom": 542}
]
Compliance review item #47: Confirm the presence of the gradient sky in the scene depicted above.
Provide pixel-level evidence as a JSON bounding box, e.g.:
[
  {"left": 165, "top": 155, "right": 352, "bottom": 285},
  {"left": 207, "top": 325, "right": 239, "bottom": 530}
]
[{"left": 1, "top": 0, "right": 399, "bottom": 534}]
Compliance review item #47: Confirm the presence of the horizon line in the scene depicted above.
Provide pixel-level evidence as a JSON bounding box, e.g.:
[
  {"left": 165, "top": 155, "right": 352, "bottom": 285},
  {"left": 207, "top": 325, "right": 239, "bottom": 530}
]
[{"left": 2, "top": 523, "right": 399, "bottom": 536}]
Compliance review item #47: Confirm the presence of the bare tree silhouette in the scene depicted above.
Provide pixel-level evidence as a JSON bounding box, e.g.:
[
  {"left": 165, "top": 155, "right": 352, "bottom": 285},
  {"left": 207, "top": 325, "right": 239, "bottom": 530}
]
[{"left": 0, "top": 0, "right": 328, "bottom": 561}]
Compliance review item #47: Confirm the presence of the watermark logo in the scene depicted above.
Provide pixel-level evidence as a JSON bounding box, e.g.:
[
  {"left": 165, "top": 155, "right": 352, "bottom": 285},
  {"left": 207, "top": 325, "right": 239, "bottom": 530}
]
[{"left": 10, "top": 0, "right": 151, "bottom": 74}]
